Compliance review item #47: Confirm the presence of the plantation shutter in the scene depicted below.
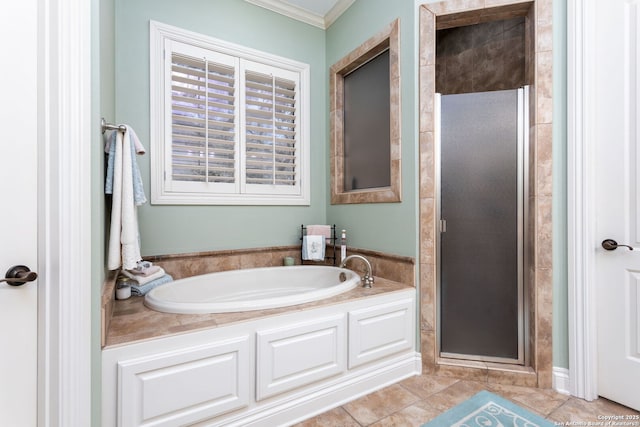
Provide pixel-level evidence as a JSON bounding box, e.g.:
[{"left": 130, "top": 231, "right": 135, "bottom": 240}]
[
  {"left": 169, "top": 48, "right": 238, "bottom": 191},
  {"left": 154, "top": 30, "right": 308, "bottom": 204},
  {"left": 244, "top": 68, "right": 299, "bottom": 191}
]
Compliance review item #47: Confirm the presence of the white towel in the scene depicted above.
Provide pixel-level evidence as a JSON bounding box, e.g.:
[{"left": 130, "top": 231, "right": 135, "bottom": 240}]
[
  {"left": 121, "top": 267, "right": 166, "bottom": 285},
  {"left": 107, "top": 128, "right": 143, "bottom": 270},
  {"left": 302, "top": 235, "right": 325, "bottom": 261}
]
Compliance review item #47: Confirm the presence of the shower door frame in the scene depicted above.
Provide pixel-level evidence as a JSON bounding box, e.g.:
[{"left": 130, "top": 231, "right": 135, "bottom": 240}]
[{"left": 435, "top": 87, "right": 530, "bottom": 365}]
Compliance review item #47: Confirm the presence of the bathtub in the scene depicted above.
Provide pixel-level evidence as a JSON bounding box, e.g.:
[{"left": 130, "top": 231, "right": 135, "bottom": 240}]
[{"left": 144, "top": 265, "right": 361, "bottom": 314}]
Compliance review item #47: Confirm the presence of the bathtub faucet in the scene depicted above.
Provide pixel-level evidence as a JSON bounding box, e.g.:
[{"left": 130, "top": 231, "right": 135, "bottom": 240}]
[{"left": 339, "top": 255, "right": 374, "bottom": 288}]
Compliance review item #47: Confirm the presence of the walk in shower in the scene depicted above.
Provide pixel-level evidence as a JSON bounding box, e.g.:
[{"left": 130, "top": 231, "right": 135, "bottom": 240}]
[{"left": 437, "top": 88, "right": 528, "bottom": 364}]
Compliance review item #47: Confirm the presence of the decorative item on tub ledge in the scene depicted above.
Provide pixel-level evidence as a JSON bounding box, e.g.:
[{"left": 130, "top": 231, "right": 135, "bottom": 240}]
[{"left": 300, "top": 224, "right": 337, "bottom": 265}]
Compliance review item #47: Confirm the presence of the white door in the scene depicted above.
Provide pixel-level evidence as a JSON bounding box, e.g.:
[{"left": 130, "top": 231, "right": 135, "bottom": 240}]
[
  {"left": 0, "top": 0, "right": 39, "bottom": 425},
  {"left": 594, "top": 0, "right": 640, "bottom": 411}
]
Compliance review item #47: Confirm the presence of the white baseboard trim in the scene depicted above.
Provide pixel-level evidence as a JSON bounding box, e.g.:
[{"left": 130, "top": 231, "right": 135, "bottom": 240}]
[
  {"left": 213, "top": 352, "right": 422, "bottom": 427},
  {"left": 553, "top": 367, "right": 571, "bottom": 395}
]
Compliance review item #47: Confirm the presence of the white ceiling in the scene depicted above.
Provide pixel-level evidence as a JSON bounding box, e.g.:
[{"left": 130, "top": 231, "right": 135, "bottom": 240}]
[{"left": 245, "top": 0, "right": 355, "bottom": 29}]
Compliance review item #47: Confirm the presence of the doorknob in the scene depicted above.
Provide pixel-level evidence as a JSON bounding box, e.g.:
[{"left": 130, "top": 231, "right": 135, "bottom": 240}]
[
  {"left": 0, "top": 265, "right": 38, "bottom": 286},
  {"left": 601, "top": 239, "right": 634, "bottom": 251}
]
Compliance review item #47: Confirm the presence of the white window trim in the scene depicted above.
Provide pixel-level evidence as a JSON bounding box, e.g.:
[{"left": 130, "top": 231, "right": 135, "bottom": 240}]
[{"left": 150, "top": 20, "right": 311, "bottom": 205}]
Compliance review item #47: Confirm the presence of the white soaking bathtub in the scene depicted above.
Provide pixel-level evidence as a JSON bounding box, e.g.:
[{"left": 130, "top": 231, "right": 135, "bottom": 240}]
[{"left": 144, "top": 265, "right": 361, "bottom": 314}]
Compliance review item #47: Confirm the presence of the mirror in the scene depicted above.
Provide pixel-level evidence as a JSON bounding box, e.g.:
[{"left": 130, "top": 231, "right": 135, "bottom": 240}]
[{"left": 330, "top": 19, "right": 401, "bottom": 204}]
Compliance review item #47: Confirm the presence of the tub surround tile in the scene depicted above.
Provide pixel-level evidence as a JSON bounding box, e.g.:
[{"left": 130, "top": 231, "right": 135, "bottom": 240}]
[
  {"left": 101, "top": 270, "right": 118, "bottom": 347},
  {"left": 102, "top": 247, "right": 343, "bottom": 345},
  {"left": 104, "top": 277, "right": 413, "bottom": 347}
]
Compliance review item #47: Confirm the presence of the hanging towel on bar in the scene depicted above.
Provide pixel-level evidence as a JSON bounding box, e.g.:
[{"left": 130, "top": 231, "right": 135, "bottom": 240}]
[
  {"left": 105, "top": 127, "right": 146, "bottom": 205},
  {"left": 302, "top": 235, "right": 325, "bottom": 261},
  {"left": 106, "top": 126, "right": 146, "bottom": 270},
  {"left": 306, "top": 225, "right": 332, "bottom": 243}
]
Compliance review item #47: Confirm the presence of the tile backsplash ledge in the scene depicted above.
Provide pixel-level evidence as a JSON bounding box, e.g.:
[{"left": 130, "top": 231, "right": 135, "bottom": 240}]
[
  {"left": 101, "top": 245, "right": 415, "bottom": 346},
  {"left": 145, "top": 245, "right": 415, "bottom": 285}
]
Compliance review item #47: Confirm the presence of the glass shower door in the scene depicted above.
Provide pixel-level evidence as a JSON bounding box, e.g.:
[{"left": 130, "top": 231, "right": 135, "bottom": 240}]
[{"left": 438, "top": 88, "right": 526, "bottom": 363}]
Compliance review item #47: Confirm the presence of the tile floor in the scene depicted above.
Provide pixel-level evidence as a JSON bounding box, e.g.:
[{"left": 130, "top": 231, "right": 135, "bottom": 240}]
[{"left": 293, "top": 374, "right": 640, "bottom": 426}]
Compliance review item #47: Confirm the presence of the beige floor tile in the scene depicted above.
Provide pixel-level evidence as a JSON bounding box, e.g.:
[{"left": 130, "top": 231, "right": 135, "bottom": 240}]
[
  {"left": 548, "top": 396, "right": 640, "bottom": 424},
  {"left": 292, "top": 407, "right": 360, "bottom": 427},
  {"left": 292, "top": 374, "right": 639, "bottom": 426},
  {"left": 422, "top": 380, "right": 487, "bottom": 412},
  {"left": 342, "top": 384, "right": 420, "bottom": 426},
  {"left": 592, "top": 397, "right": 640, "bottom": 417},
  {"left": 368, "top": 400, "right": 441, "bottom": 427},
  {"left": 487, "top": 382, "right": 570, "bottom": 417},
  {"left": 399, "top": 375, "right": 460, "bottom": 400}
]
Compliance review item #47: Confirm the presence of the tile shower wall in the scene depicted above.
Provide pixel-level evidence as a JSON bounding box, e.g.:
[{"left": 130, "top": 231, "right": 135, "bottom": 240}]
[
  {"left": 436, "top": 17, "right": 526, "bottom": 94},
  {"left": 419, "top": 0, "right": 554, "bottom": 388}
]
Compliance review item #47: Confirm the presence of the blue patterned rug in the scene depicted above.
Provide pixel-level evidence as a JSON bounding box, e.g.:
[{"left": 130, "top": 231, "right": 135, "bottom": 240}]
[{"left": 422, "top": 391, "right": 555, "bottom": 427}]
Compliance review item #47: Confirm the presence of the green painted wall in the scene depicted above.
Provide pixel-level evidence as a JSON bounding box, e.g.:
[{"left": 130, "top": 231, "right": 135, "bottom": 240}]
[
  {"left": 114, "top": 0, "right": 327, "bottom": 256},
  {"left": 325, "top": 0, "right": 569, "bottom": 368},
  {"left": 552, "top": 0, "right": 568, "bottom": 369},
  {"left": 325, "top": 1, "right": 419, "bottom": 258},
  {"left": 103, "top": 2, "right": 569, "bottom": 394}
]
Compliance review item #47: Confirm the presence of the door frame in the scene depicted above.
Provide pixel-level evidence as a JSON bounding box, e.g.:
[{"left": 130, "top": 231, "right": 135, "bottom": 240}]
[
  {"left": 567, "top": 0, "right": 599, "bottom": 401},
  {"left": 37, "top": 0, "right": 93, "bottom": 424}
]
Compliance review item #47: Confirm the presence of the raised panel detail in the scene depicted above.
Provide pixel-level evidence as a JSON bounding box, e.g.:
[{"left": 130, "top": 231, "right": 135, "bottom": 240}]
[
  {"left": 256, "top": 314, "right": 346, "bottom": 400},
  {"left": 630, "top": 271, "right": 640, "bottom": 358},
  {"left": 348, "top": 298, "right": 415, "bottom": 369},
  {"left": 117, "top": 336, "right": 249, "bottom": 427}
]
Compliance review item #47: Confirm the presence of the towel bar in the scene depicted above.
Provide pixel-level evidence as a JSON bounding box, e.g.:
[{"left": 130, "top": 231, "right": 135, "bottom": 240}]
[{"left": 101, "top": 118, "right": 127, "bottom": 134}]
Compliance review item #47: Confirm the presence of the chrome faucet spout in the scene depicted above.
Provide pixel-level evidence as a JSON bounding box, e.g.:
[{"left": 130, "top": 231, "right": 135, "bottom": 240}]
[{"left": 339, "top": 254, "right": 374, "bottom": 288}]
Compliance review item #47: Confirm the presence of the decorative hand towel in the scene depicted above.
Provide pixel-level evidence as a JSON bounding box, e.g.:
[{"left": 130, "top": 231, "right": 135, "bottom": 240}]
[
  {"left": 105, "top": 126, "right": 147, "bottom": 270},
  {"left": 130, "top": 274, "right": 173, "bottom": 297},
  {"left": 105, "top": 126, "right": 147, "bottom": 205},
  {"left": 128, "top": 260, "right": 161, "bottom": 277},
  {"left": 121, "top": 267, "right": 166, "bottom": 286},
  {"left": 306, "top": 225, "right": 332, "bottom": 243},
  {"left": 302, "top": 235, "right": 325, "bottom": 261}
]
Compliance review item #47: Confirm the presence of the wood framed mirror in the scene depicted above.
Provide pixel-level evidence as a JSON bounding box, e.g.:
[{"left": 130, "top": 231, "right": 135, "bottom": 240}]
[{"left": 330, "top": 19, "right": 401, "bottom": 204}]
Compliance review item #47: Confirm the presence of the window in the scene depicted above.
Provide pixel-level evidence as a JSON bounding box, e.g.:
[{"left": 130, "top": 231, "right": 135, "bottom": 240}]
[{"left": 150, "top": 21, "right": 310, "bottom": 205}]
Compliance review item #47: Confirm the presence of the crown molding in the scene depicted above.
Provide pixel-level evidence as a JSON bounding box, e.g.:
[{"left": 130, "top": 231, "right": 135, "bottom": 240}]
[
  {"left": 245, "top": 0, "right": 355, "bottom": 29},
  {"left": 324, "top": 0, "right": 356, "bottom": 28}
]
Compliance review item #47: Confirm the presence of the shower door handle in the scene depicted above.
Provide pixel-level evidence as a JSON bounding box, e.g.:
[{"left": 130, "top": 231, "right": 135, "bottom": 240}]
[{"left": 601, "top": 239, "right": 635, "bottom": 251}]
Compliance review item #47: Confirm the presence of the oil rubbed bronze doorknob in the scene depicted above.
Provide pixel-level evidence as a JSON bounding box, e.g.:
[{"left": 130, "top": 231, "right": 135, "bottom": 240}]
[
  {"left": 0, "top": 265, "right": 38, "bottom": 286},
  {"left": 601, "top": 239, "right": 634, "bottom": 251}
]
